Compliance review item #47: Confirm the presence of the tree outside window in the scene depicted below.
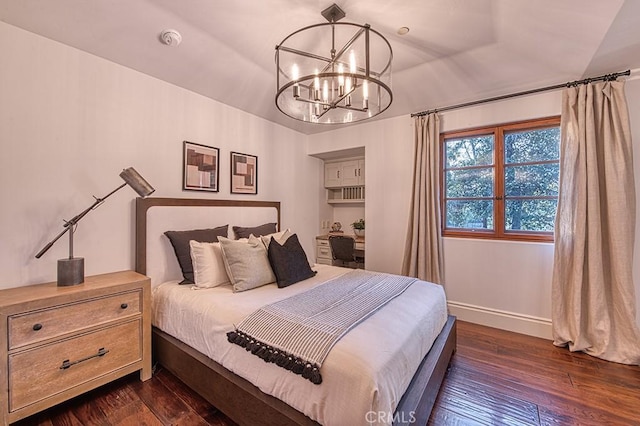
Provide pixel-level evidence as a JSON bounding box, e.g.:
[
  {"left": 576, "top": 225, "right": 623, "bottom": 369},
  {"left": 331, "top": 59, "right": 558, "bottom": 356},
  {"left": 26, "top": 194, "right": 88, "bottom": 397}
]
[{"left": 442, "top": 117, "right": 560, "bottom": 242}]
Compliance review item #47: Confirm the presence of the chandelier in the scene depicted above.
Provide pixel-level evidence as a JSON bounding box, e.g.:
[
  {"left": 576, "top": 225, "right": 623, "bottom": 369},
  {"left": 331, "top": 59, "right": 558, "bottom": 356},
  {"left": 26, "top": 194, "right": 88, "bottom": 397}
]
[{"left": 275, "top": 4, "right": 393, "bottom": 124}]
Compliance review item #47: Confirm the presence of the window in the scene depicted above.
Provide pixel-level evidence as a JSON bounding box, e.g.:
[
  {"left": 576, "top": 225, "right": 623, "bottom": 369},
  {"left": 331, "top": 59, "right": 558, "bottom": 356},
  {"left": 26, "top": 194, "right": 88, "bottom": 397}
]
[{"left": 441, "top": 117, "right": 560, "bottom": 242}]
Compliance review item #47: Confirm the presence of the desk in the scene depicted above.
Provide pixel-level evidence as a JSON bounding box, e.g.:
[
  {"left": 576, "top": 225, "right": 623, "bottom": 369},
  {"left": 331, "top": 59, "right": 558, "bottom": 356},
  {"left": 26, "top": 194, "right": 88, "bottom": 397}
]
[{"left": 316, "top": 234, "right": 364, "bottom": 266}]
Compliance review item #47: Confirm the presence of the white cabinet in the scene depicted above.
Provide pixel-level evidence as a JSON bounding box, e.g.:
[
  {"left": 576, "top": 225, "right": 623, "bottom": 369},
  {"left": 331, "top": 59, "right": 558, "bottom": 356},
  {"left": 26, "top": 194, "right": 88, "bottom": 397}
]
[
  {"left": 316, "top": 238, "right": 333, "bottom": 265},
  {"left": 324, "top": 159, "right": 364, "bottom": 188},
  {"left": 324, "top": 158, "right": 365, "bottom": 204},
  {"left": 340, "top": 160, "right": 365, "bottom": 186},
  {"left": 324, "top": 162, "right": 342, "bottom": 188}
]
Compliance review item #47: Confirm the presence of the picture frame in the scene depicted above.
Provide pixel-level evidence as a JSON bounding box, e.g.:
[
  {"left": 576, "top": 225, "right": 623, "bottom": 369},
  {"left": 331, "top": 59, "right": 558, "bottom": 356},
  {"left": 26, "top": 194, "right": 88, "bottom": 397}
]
[
  {"left": 230, "top": 151, "right": 258, "bottom": 195},
  {"left": 183, "top": 141, "right": 220, "bottom": 192}
]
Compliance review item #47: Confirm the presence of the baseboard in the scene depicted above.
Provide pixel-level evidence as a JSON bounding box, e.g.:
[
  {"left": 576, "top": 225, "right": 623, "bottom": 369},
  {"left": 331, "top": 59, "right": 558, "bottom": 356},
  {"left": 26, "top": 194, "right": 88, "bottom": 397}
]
[{"left": 447, "top": 301, "right": 552, "bottom": 340}]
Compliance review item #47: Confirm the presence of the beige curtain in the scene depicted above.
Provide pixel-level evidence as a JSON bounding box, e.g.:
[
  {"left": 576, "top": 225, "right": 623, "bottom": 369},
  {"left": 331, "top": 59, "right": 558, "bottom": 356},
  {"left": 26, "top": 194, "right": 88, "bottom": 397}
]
[
  {"left": 402, "top": 114, "right": 445, "bottom": 284},
  {"left": 552, "top": 80, "right": 640, "bottom": 365}
]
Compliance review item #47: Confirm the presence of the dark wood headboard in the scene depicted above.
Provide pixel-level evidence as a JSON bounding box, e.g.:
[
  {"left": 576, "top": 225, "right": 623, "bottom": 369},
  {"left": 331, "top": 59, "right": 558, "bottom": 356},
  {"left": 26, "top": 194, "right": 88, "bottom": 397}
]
[{"left": 135, "top": 197, "right": 281, "bottom": 276}]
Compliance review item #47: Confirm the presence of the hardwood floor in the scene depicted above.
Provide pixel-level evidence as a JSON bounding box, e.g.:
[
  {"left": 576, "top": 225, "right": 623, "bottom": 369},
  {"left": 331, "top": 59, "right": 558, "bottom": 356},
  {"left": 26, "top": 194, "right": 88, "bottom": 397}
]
[
  {"left": 430, "top": 321, "right": 640, "bottom": 425},
  {"left": 14, "top": 321, "right": 640, "bottom": 425}
]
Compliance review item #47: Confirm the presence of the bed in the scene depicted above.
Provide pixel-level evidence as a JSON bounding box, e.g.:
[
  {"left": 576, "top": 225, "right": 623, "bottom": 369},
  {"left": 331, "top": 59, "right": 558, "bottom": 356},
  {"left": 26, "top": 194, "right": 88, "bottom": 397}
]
[{"left": 135, "top": 197, "right": 456, "bottom": 425}]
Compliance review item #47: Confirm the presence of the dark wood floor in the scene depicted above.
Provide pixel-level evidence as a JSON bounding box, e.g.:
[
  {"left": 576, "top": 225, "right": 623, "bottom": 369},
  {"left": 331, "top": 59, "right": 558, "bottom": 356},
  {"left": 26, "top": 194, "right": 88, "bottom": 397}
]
[{"left": 15, "top": 320, "right": 640, "bottom": 425}]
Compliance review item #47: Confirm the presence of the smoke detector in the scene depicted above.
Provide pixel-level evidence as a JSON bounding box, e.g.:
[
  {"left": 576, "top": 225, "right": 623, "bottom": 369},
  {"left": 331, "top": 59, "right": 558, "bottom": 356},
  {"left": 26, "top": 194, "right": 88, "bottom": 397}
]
[{"left": 160, "top": 29, "right": 182, "bottom": 47}]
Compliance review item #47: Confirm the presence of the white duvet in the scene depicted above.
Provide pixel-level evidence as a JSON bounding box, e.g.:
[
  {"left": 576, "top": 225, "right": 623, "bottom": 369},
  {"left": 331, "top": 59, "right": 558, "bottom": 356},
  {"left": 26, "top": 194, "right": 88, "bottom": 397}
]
[{"left": 152, "top": 264, "right": 447, "bottom": 426}]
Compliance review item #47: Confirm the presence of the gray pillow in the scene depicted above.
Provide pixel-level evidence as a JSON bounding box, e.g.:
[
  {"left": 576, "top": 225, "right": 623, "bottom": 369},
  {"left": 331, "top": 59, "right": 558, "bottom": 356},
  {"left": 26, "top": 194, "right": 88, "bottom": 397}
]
[
  {"left": 233, "top": 223, "right": 277, "bottom": 239},
  {"left": 164, "top": 226, "right": 228, "bottom": 284},
  {"left": 218, "top": 236, "right": 276, "bottom": 292}
]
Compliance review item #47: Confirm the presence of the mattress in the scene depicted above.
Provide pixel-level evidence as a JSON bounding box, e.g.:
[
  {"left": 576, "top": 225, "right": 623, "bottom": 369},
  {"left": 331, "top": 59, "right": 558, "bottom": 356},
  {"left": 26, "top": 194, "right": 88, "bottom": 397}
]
[{"left": 152, "top": 264, "right": 447, "bottom": 426}]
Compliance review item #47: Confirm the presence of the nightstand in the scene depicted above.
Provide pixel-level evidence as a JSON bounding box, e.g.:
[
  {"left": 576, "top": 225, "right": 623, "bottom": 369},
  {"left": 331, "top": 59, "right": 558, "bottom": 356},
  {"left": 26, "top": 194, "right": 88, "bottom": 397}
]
[{"left": 0, "top": 270, "right": 151, "bottom": 424}]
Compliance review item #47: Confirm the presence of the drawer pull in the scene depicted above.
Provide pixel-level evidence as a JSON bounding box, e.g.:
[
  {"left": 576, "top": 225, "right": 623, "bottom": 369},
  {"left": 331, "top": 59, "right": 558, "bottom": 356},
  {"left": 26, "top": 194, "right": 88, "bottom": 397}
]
[
  {"left": 60, "top": 347, "right": 109, "bottom": 370},
  {"left": 33, "top": 323, "right": 43, "bottom": 331},
  {"left": 120, "top": 303, "right": 128, "bottom": 309}
]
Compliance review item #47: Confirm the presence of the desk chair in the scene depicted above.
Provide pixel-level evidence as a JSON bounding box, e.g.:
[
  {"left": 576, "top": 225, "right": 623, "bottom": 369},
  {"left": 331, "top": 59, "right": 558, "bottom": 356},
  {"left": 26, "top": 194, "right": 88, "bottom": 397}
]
[{"left": 328, "top": 235, "right": 365, "bottom": 269}]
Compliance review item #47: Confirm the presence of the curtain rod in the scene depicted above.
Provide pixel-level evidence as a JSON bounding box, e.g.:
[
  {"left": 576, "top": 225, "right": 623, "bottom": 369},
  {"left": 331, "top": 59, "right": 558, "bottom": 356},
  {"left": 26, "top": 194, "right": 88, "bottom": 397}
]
[{"left": 411, "top": 69, "right": 631, "bottom": 117}]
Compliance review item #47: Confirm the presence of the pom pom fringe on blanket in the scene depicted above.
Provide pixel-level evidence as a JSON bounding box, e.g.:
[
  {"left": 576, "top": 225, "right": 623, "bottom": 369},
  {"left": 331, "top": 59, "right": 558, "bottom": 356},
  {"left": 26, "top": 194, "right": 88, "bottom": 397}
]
[{"left": 228, "top": 270, "right": 416, "bottom": 384}]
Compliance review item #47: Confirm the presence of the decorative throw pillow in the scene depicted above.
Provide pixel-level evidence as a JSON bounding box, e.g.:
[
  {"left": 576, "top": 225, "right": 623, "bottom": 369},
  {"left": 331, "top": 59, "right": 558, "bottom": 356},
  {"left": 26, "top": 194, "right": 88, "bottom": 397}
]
[
  {"left": 260, "top": 228, "right": 292, "bottom": 249},
  {"left": 189, "top": 241, "right": 230, "bottom": 288},
  {"left": 218, "top": 236, "right": 276, "bottom": 292},
  {"left": 267, "top": 233, "right": 317, "bottom": 288},
  {"left": 164, "top": 225, "right": 228, "bottom": 284},
  {"left": 233, "top": 223, "right": 277, "bottom": 239}
]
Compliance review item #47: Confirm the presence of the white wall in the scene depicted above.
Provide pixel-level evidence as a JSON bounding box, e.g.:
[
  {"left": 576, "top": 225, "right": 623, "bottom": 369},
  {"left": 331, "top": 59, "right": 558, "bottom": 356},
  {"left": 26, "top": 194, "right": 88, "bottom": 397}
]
[
  {"left": 309, "top": 83, "right": 640, "bottom": 338},
  {"left": 439, "top": 92, "right": 561, "bottom": 338},
  {"left": 330, "top": 205, "right": 365, "bottom": 235},
  {"left": 0, "top": 22, "right": 321, "bottom": 289},
  {"left": 309, "top": 118, "right": 415, "bottom": 275},
  {"left": 627, "top": 76, "right": 640, "bottom": 327}
]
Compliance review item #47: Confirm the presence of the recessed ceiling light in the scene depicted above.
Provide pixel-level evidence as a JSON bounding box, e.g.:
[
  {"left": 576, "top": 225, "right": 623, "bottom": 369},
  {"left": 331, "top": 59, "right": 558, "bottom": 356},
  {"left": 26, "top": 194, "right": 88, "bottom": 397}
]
[{"left": 397, "top": 27, "right": 410, "bottom": 36}]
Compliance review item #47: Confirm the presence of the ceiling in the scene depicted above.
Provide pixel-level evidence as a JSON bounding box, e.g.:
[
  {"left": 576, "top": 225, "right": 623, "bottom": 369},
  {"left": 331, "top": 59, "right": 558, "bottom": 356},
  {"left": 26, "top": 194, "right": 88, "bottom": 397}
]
[{"left": 2, "top": 0, "right": 640, "bottom": 135}]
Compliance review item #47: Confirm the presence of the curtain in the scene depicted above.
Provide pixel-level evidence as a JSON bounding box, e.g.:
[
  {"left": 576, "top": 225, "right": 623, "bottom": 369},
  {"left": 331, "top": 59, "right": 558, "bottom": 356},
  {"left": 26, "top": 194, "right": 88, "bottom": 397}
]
[
  {"left": 402, "top": 113, "right": 445, "bottom": 284},
  {"left": 552, "top": 80, "right": 640, "bottom": 365}
]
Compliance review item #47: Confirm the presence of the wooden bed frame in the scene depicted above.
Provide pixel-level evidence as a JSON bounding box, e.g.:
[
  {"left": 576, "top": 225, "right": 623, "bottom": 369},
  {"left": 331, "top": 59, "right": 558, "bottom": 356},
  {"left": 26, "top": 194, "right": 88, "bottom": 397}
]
[{"left": 135, "top": 197, "right": 456, "bottom": 425}]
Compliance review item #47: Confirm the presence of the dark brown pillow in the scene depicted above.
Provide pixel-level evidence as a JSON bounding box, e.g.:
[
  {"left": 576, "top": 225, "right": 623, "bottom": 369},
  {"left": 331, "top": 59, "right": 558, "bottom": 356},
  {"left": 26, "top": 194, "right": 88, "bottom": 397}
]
[
  {"left": 267, "top": 234, "right": 316, "bottom": 288},
  {"left": 233, "top": 223, "right": 277, "bottom": 239},
  {"left": 164, "top": 225, "right": 228, "bottom": 284}
]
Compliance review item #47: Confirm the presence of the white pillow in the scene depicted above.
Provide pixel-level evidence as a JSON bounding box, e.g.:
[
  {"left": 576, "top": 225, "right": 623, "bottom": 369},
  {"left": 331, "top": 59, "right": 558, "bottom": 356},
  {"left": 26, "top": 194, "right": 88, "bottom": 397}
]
[
  {"left": 260, "top": 228, "right": 292, "bottom": 249},
  {"left": 218, "top": 236, "right": 276, "bottom": 292},
  {"left": 189, "top": 241, "right": 231, "bottom": 288}
]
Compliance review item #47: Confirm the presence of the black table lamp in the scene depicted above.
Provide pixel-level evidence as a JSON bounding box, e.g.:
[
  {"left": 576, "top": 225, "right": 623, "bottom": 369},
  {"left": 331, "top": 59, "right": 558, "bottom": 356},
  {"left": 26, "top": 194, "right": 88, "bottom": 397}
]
[{"left": 35, "top": 167, "right": 155, "bottom": 286}]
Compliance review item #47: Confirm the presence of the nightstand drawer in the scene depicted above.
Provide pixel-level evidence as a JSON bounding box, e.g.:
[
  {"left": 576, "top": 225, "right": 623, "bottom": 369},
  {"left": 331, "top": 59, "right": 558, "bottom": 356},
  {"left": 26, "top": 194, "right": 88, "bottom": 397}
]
[
  {"left": 8, "top": 290, "right": 141, "bottom": 350},
  {"left": 8, "top": 319, "right": 141, "bottom": 412},
  {"left": 317, "top": 239, "right": 330, "bottom": 247}
]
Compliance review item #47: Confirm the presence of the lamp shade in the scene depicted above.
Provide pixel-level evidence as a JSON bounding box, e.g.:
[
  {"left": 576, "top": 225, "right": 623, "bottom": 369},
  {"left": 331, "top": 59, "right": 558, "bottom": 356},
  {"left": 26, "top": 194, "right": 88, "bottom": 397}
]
[{"left": 120, "top": 167, "right": 155, "bottom": 197}]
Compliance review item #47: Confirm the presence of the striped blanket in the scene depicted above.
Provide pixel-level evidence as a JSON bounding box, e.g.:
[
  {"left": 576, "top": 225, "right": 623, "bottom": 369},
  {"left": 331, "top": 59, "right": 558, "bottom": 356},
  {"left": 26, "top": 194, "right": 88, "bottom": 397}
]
[{"left": 227, "top": 270, "right": 416, "bottom": 384}]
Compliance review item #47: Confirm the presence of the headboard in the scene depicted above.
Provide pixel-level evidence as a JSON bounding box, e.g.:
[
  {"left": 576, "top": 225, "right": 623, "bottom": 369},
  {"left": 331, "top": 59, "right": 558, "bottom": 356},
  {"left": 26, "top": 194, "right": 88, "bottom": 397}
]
[{"left": 135, "top": 197, "right": 281, "bottom": 286}]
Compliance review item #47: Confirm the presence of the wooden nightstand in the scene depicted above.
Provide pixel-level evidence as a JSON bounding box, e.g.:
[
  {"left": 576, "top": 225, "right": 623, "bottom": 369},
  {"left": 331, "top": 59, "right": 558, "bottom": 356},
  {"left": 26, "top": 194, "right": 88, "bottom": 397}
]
[{"left": 0, "top": 270, "right": 151, "bottom": 424}]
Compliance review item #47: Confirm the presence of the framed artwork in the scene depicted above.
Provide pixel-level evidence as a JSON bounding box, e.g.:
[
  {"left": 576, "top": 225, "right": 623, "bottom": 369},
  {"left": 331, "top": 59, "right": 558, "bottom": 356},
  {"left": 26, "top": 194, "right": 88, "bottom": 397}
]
[
  {"left": 230, "top": 151, "right": 258, "bottom": 194},
  {"left": 183, "top": 141, "right": 220, "bottom": 192}
]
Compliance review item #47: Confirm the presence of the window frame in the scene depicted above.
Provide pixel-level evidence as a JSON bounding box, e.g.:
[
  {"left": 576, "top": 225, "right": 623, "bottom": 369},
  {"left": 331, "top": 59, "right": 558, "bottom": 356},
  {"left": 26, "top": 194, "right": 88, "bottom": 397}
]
[{"left": 440, "top": 116, "right": 561, "bottom": 242}]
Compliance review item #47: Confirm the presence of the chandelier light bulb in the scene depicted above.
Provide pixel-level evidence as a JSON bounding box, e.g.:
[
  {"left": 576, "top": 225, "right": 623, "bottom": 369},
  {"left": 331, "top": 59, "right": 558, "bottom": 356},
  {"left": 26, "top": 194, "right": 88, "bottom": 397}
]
[
  {"left": 314, "top": 71, "right": 321, "bottom": 101},
  {"left": 323, "top": 80, "right": 329, "bottom": 102},
  {"left": 292, "top": 64, "right": 300, "bottom": 98},
  {"left": 363, "top": 80, "right": 369, "bottom": 110},
  {"left": 349, "top": 50, "right": 356, "bottom": 74},
  {"left": 292, "top": 64, "right": 299, "bottom": 81}
]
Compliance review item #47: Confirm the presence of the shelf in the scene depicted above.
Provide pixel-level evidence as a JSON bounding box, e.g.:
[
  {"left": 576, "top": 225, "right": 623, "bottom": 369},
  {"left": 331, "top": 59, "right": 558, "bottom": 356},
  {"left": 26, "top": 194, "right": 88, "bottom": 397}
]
[
  {"left": 326, "top": 186, "right": 365, "bottom": 204},
  {"left": 327, "top": 199, "right": 365, "bottom": 204}
]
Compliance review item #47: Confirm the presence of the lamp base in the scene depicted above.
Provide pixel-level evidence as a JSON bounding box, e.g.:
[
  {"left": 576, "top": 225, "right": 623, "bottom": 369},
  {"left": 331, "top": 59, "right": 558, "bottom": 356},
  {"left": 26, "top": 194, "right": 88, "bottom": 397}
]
[{"left": 57, "top": 257, "right": 84, "bottom": 286}]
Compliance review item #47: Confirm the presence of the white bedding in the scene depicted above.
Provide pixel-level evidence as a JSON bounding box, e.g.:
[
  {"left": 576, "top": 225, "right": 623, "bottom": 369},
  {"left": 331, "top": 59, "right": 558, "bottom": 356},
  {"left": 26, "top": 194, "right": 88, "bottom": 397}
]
[{"left": 152, "top": 264, "right": 447, "bottom": 426}]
